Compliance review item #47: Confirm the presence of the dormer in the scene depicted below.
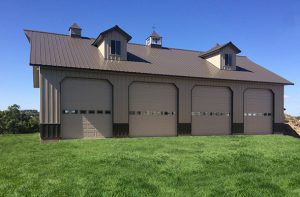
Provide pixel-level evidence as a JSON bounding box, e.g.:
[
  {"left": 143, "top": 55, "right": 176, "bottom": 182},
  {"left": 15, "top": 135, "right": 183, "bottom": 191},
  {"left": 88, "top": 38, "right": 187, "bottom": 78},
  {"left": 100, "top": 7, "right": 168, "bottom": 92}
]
[
  {"left": 146, "top": 31, "right": 162, "bottom": 48},
  {"left": 92, "top": 25, "right": 132, "bottom": 61},
  {"left": 199, "top": 42, "right": 241, "bottom": 71}
]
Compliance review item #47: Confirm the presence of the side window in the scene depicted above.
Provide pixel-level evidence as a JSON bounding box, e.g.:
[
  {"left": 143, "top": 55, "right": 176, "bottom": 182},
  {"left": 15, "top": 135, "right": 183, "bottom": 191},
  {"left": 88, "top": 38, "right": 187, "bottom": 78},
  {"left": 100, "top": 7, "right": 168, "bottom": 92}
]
[
  {"left": 224, "top": 54, "right": 232, "bottom": 66},
  {"left": 111, "top": 40, "right": 121, "bottom": 55},
  {"left": 116, "top": 41, "right": 121, "bottom": 55},
  {"left": 111, "top": 40, "right": 116, "bottom": 54}
]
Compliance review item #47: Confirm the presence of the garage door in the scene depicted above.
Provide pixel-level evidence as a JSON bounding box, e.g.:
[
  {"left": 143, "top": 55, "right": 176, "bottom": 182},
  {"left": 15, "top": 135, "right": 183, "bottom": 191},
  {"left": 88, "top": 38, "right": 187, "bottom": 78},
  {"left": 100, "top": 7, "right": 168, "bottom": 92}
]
[
  {"left": 244, "top": 89, "right": 273, "bottom": 134},
  {"left": 61, "top": 78, "right": 112, "bottom": 138},
  {"left": 129, "top": 82, "right": 177, "bottom": 137},
  {"left": 192, "top": 86, "right": 231, "bottom": 135}
]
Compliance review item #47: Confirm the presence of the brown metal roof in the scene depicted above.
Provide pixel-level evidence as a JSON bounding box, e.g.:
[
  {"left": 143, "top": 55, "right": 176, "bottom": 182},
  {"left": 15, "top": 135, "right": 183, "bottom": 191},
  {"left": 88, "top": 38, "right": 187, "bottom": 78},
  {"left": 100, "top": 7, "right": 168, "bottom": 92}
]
[{"left": 24, "top": 29, "right": 293, "bottom": 85}]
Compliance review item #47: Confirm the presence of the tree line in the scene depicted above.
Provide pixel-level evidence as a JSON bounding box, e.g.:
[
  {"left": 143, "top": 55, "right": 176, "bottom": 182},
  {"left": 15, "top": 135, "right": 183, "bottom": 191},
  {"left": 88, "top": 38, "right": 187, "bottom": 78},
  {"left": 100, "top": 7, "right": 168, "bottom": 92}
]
[{"left": 0, "top": 104, "right": 39, "bottom": 134}]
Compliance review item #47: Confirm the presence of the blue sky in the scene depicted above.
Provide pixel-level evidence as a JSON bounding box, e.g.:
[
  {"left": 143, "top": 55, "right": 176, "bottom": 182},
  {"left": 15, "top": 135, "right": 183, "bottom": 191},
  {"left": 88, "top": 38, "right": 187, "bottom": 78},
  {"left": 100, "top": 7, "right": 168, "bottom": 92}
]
[{"left": 0, "top": 0, "right": 299, "bottom": 116}]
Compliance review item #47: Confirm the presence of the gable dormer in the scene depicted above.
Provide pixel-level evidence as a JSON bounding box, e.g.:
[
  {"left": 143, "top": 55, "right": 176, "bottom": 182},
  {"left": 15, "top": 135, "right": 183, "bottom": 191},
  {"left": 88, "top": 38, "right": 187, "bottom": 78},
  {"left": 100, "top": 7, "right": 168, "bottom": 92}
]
[
  {"left": 92, "top": 25, "right": 132, "bottom": 61},
  {"left": 200, "top": 42, "right": 241, "bottom": 71}
]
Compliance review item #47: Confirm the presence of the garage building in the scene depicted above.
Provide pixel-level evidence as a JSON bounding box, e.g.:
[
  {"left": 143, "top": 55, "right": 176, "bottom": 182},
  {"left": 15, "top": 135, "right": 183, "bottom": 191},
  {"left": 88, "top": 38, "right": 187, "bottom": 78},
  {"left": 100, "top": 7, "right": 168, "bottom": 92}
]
[{"left": 24, "top": 24, "right": 293, "bottom": 139}]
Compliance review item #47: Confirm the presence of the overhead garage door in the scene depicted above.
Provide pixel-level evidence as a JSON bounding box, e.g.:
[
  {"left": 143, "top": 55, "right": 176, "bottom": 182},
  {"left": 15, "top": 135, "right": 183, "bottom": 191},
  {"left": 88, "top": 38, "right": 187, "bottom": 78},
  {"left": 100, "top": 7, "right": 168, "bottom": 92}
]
[
  {"left": 192, "top": 86, "right": 231, "bottom": 135},
  {"left": 61, "top": 78, "right": 112, "bottom": 139},
  {"left": 244, "top": 89, "right": 273, "bottom": 134},
  {"left": 129, "top": 82, "right": 177, "bottom": 137}
]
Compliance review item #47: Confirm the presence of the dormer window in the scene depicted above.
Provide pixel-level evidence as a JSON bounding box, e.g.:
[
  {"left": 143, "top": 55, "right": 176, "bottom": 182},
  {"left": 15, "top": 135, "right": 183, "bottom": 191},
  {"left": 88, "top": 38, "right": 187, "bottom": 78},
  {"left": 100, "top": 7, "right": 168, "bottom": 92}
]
[
  {"left": 199, "top": 42, "right": 241, "bottom": 71},
  {"left": 224, "top": 54, "right": 232, "bottom": 66},
  {"left": 92, "top": 25, "right": 132, "bottom": 60},
  {"left": 111, "top": 40, "right": 121, "bottom": 55}
]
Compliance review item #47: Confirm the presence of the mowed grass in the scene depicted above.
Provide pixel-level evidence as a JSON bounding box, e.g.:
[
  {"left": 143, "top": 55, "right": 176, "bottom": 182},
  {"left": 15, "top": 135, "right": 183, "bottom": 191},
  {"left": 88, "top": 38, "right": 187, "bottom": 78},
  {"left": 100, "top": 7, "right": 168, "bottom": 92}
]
[{"left": 0, "top": 134, "right": 300, "bottom": 197}]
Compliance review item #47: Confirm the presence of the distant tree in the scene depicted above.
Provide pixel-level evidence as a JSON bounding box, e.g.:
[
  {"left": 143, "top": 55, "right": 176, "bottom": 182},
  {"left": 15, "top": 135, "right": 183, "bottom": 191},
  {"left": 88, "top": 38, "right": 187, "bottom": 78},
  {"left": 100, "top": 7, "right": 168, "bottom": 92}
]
[
  {"left": 5, "top": 104, "right": 22, "bottom": 134},
  {"left": 0, "top": 110, "right": 4, "bottom": 133},
  {"left": 296, "top": 116, "right": 300, "bottom": 120},
  {"left": 22, "top": 111, "right": 39, "bottom": 133},
  {"left": 0, "top": 104, "right": 39, "bottom": 134}
]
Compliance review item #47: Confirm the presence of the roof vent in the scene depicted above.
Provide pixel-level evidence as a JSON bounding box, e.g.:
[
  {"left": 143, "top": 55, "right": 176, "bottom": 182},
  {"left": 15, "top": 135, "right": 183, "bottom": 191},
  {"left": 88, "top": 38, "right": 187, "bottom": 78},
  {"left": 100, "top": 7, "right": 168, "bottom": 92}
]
[
  {"left": 146, "top": 31, "right": 162, "bottom": 48},
  {"left": 69, "top": 23, "right": 82, "bottom": 38}
]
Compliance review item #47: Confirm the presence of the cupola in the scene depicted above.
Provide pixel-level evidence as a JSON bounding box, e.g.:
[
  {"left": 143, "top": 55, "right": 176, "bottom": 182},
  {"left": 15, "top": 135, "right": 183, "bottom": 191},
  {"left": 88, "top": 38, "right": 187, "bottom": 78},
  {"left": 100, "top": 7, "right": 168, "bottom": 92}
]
[
  {"left": 146, "top": 31, "right": 162, "bottom": 48},
  {"left": 69, "top": 23, "right": 82, "bottom": 38}
]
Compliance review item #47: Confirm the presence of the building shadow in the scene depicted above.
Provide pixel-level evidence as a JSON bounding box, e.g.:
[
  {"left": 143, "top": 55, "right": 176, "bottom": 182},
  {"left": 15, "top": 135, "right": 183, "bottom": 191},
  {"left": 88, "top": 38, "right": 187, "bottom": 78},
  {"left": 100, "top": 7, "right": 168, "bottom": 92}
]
[
  {"left": 127, "top": 52, "right": 151, "bottom": 63},
  {"left": 236, "top": 66, "right": 252, "bottom": 72},
  {"left": 283, "top": 124, "right": 300, "bottom": 138}
]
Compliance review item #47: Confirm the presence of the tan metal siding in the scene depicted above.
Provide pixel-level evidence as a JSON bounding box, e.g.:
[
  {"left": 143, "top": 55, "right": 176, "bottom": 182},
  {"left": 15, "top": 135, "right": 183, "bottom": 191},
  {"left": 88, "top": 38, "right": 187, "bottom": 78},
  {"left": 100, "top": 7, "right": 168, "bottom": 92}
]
[
  {"left": 39, "top": 71, "right": 44, "bottom": 123},
  {"left": 40, "top": 68, "right": 62, "bottom": 124},
  {"left": 39, "top": 67, "right": 285, "bottom": 131},
  {"left": 273, "top": 85, "right": 284, "bottom": 123},
  {"left": 206, "top": 54, "right": 221, "bottom": 69},
  {"left": 109, "top": 76, "right": 130, "bottom": 123},
  {"left": 177, "top": 81, "right": 192, "bottom": 123},
  {"left": 231, "top": 84, "right": 243, "bottom": 123}
]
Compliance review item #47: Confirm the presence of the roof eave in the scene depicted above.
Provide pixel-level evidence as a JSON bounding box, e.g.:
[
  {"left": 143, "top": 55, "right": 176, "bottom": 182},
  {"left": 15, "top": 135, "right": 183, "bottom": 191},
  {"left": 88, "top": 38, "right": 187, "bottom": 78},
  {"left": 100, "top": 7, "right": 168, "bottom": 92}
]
[
  {"left": 286, "top": 82, "right": 295, "bottom": 85},
  {"left": 91, "top": 35, "right": 103, "bottom": 47},
  {"left": 29, "top": 63, "right": 294, "bottom": 85},
  {"left": 24, "top": 30, "right": 31, "bottom": 42},
  {"left": 227, "top": 42, "right": 241, "bottom": 53}
]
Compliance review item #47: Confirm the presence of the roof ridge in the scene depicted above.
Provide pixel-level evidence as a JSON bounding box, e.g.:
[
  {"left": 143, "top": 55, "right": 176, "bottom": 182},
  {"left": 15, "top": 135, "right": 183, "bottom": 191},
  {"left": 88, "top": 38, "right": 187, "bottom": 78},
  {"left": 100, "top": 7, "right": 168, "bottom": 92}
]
[
  {"left": 24, "top": 29, "right": 71, "bottom": 37},
  {"left": 128, "top": 43, "right": 201, "bottom": 53},
  {"left": 169, "top": 47, "right": 202, "bottom": 53},
  {"left": 24, "top": 29, "right": 203, "bottom": 53},
  {"left": 24, "top": 29, "right": 94, "bottom": 40},
  {"left": 23, "top": 30, "right": 254, "bottom": 57}
]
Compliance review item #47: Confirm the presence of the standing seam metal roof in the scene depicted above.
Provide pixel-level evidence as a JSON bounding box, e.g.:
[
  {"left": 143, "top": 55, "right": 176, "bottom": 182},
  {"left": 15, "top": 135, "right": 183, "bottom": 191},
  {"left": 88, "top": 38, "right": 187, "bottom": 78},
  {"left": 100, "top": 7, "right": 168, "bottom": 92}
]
[{"left": 24, "top": 29, "right": 292, "bottom": 85}]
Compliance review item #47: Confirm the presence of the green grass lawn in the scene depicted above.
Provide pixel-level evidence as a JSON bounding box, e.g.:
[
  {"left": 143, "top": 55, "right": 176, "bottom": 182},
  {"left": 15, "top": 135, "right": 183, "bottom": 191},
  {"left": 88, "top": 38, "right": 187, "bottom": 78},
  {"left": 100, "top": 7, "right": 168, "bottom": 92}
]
[{"left": 0, "top": 134, "right": 300, "bottom": 197}]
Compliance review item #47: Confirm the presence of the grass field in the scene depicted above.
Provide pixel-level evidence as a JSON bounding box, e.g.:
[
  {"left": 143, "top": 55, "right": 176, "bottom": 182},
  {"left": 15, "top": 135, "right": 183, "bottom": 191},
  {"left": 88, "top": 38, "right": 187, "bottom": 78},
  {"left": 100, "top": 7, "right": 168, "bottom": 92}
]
[{"left": 0, "top": 134, "right": 300, "bottom": 196}]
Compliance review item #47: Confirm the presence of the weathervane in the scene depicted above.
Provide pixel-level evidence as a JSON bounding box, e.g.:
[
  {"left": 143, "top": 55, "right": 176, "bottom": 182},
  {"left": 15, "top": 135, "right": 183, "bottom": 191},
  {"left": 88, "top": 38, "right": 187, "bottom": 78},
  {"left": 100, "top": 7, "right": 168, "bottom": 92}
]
[{"left": 152, "top": 24, "right": 156, "bottom": 31}]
